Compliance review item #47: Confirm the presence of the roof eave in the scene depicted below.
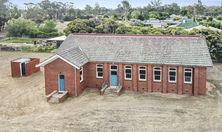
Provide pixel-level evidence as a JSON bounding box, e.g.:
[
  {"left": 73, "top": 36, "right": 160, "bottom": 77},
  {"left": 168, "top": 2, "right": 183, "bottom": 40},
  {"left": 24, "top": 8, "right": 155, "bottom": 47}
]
[{"left": 36, "top": 54, "right": 80, "bottom": 69}]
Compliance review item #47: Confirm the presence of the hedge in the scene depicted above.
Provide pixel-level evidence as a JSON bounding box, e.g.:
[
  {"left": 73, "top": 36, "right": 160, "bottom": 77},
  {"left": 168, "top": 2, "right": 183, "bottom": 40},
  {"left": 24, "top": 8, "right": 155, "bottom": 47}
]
[{"left": 29, "top": 31, "right": 64, "bottom": 38}]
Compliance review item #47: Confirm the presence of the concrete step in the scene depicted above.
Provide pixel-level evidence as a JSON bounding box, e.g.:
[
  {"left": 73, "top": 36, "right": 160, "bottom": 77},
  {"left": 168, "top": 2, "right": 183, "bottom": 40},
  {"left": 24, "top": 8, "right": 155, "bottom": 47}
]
[
  {"left": 104, "top": 87, "right": 117, "bottom": 96},
  {"left": 48, "top": 97, "right": 59, "bottom": 103}
]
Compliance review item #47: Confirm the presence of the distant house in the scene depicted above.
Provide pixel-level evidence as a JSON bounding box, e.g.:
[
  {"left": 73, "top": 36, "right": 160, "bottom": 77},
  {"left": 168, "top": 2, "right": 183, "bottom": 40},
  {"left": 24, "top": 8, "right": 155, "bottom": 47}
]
[
  {"left": 185, "top": 25, "right": 222, "bottom": 33},
  {"left": 143, "top": 20, "right": 167, "bottom": 28},
  {"left": 36, "top": 34, "right": 212, "bottom": 102},
  {"left": 46, "top": 36, "right": 66, "bottom": 48},
  {"left": 162, "top": 20, "right": 180, "bottom": 26},
  {"left": 179, "top": 18, "right": 194, "bottom": 23},
  {"left": 169, "top": 14, "right": 182, "bottom": 20}
]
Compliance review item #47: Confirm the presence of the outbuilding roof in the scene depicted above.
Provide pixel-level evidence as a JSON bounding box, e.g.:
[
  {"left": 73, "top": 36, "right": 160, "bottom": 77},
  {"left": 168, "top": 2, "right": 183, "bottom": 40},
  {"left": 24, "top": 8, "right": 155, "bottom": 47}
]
[{"left": 54, "top": 34, "right": 212, "bottom": 67}]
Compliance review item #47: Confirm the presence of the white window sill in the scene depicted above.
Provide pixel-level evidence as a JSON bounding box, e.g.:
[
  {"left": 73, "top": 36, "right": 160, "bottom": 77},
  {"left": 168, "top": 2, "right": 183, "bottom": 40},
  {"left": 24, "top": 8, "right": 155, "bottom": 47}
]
[
  {"left": 96, "top": 77, "right": 103, "bottom": 79},
  {"left": 80, "top": 80, "right": 83, "bottom": 83},
  {"left": 125, "top": 78, "right": 132, "bottom": 81},
  {"left": 169, "top": 81, "right": 176, "bottom": 83},
  {"left": 139, "top": 79, "right": 146, "bottom": 82},
  {"left": 184, "top": 82, "right": 192, "bottom": 84},
  {"left": 154, "top": 80, "right": 161, "bottom": 83}
]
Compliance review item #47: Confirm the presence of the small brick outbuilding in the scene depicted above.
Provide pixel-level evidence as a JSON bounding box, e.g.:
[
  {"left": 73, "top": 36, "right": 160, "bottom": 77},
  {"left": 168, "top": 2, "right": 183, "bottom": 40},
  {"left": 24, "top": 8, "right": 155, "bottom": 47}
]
[
  {"left": 11, "top": 58, "right": 40, "bottom": 77},
  {"left": 36, "top": 34, "right": 213, "bottom": 97}
]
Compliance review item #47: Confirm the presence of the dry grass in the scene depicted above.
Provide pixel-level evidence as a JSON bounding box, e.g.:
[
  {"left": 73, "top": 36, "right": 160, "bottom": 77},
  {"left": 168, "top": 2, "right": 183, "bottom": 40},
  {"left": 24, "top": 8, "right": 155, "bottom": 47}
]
[{"left": 0, "top": 52, "right": 222, "bottom": 131}]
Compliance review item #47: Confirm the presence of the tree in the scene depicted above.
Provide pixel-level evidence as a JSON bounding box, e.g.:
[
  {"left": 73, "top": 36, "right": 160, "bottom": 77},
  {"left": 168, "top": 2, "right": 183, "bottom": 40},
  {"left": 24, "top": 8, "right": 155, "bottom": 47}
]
[
  {"left": 93, "top": 2, "right": 101, "bottom": 15},
  {"left": 38, "top": 20, "right": 58, "bottom": 33},
  {"left": 216, "top": 15, "right": 222, "bottom": 21},
  {"left": 129, "top": 19, "right": 144, "bottom": 27},
  {"left": 5, "top": 18, "right": 36, "bottom": 37},
  {"left": 63, "top": 19, "right": 94, "bottom": 35},
  {"left": 131, "top": 10, "right": 140, "bottom": 19},
  {"left": 85, "top": 5, "right": 93, "bottom": 15},
  {"left": 150, "top": 0, "right": 162, "bottom": 11},
  {"left": 0, "top": 0, "right": 9, "bottom": 31},
  {"left": 121, "top": 0, "right": 131, "bottom": 21},
  {"left": 179, "top": 9, "right": 188, "bottom": 16}
]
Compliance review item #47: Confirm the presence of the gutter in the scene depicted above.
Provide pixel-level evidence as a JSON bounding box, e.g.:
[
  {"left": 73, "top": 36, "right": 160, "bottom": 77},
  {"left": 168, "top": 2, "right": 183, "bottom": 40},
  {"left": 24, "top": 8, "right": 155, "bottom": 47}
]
[{"left": 75, "top": 68, "right": 77, "bottom": 97}]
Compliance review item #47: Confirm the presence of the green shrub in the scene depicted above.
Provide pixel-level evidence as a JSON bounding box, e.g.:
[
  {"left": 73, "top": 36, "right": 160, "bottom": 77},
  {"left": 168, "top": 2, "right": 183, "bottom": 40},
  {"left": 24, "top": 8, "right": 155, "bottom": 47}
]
[
  {"left": 174, "top": 17, "right": 181, "bottom": 21},
  {"left": 20, "top": 45, "right": 56, "bottom": 52},
  {"left": 29, "top": 31, "right": 64, "bottom": 38},
  {"left": 164, "top": 25, "right": 169, "bottom": 28}
]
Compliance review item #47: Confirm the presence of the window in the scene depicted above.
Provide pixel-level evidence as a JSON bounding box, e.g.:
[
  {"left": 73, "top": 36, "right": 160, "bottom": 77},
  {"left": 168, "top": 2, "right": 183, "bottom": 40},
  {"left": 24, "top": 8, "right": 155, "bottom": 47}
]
[
  {"left": 169, "top": 68, "right": 176, "bottom": 83},
  {"left": 154, "top": 67, "right": 161, "bottom": 82},
  {"left": 184, "top": 68, "right": 192, "bottom": 84},
  {"left": 96, "top": 64, "right": 103, "bottom": 78},
  {"left": 111, "top": 65, "right": 117, "bottom": 70},
  {"left": 125, "top": 66, "right": 132, "bottom": 80},
  {"left": 139, "top": 67, "right": 146, "bottom": 81},
  {"left": 80, "top": 67, "right": 83, "bottom": 82}
]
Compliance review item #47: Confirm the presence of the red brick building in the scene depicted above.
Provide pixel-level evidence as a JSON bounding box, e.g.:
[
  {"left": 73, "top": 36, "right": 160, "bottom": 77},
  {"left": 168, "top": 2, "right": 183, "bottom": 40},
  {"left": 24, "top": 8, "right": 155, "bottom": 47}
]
[
  {"left": 11, "top": 58, "right": 40, "bottom": 77},
  {"left": 36, "top": 34, "right": 212, "bottom": 97}
]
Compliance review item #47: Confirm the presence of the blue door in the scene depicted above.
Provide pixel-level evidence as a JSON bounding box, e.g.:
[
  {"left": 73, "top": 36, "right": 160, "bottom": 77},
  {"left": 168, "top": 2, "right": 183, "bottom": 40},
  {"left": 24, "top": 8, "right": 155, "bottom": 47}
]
[
  {"left": 59, "top": 74, "right": 65, "bottom": 91},
  {"left": 21, "top": 63, "right": 26, "bottom": 76},
  {"left": 110, "top": 70, "right": 118, "bottom": 86}
]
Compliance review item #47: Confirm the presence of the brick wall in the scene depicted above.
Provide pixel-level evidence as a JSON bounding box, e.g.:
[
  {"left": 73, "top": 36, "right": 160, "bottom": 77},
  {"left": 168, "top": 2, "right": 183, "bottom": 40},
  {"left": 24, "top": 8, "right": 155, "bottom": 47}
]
[
  {"left": 11, "top": 61, "right": 21, "bottom": 77},
  {"left": 44, "top": 58, "right": 76, "bottom": 96},
  {"left": 44, "top": 60, "right": 207, "bottom": 97},
  {"left": 84, "top": 62, "right": 207, "bottom": 96},
  {"left": 76, "top": 63, "right": 88, "bottom": 96},
  {"left": 25, "top": 58, "right": 40, "bottom": 76}
]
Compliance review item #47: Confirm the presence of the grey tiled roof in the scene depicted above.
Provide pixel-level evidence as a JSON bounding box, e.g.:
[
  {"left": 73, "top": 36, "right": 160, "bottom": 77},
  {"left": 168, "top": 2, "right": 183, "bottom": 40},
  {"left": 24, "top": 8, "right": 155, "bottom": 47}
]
[
  {"left": 56, "top": 34, "right": 213, "bottom": 67},
  {"left": 57, "top": 46, "right": 89, "bottom": 68}
]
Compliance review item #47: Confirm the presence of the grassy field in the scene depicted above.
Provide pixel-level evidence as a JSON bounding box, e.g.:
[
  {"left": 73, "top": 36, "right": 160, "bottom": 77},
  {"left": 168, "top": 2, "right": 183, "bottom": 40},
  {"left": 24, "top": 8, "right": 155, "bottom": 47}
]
[
  {"left": 0, "top": 52, "right": 222, "bottom": 131},
  {"left": 0, "top": 38, "right": 35, "bottom": 44},
  {"left": 177, "top": 22, "right": 197, "bottom": 29}
]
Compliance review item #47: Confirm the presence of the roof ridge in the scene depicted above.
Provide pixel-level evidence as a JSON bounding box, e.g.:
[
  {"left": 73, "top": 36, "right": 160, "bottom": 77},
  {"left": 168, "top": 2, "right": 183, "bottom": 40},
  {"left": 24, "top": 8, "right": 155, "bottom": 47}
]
[{"left": 71, "top": 33, "right": 202, "bottom": 38}]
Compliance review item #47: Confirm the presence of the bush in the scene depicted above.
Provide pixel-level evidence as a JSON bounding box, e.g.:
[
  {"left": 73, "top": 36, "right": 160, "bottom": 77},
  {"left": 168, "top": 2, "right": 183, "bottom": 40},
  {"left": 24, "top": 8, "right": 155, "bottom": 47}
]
[
  {"left": 20, "top": 45, "right": 56, "bottom": 52},
  {"left": 5, "top": 18, "right": 36, "bottom": 37},
  {"left": 199, "top": 21, "right": 203, "bottom": 25},
  {"left": 38, "top": 20, "right": 58, "bottom": 33},
  {"left": 174, "top": 17, "right": 181, "bottom": 21},
  {"left": 129, "top": 19, "right": 144, "bottom": 27},
  {"left": 164, "top": 25, "right": 169, "bottom": 28},
  {"left": 29, "top": 31, "right": 64, "bottom": 38}
]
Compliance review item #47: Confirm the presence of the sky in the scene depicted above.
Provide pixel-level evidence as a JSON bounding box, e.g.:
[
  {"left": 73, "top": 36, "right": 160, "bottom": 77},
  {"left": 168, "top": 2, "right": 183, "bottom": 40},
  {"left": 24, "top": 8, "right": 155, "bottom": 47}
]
[{"left": 9, "top": 0, "right": 222, "bottom": 9}]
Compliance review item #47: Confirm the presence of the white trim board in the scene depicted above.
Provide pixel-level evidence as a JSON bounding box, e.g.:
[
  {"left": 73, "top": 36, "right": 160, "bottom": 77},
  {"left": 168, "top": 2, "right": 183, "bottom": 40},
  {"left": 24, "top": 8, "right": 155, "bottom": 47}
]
[{"left": 35, "top": 54, "right": 80, "bottom": 69}]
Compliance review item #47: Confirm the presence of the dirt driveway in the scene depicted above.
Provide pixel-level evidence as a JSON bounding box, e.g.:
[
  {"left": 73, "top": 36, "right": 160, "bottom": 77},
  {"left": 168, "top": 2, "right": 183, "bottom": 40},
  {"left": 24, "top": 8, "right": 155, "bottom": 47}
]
[{"left": 0, "top": 52, "right": 222, "bottom": 132}]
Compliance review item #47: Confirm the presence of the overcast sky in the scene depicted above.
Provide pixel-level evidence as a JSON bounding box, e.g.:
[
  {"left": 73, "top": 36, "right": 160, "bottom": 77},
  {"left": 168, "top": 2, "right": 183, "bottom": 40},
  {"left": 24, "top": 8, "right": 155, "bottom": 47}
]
[{"left": 9, "top": 0, "right": 222, "bottom": 9}]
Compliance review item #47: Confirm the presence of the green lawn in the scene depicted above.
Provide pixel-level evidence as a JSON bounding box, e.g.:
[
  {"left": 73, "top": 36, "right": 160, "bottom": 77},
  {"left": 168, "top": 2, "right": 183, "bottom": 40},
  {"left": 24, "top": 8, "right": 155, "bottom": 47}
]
[
  {"left": 0, "top": 38, "right": 35, "bottom": 44},
  {"left": 177, "top": 22, "right": 197, "bottom": 29}
]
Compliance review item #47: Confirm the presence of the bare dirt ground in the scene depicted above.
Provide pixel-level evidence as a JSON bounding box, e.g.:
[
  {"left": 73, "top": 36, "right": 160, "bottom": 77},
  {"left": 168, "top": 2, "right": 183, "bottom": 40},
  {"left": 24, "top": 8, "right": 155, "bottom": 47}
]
[{"left": 0, "top": 52, "right": 222, "bottom": 132}]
